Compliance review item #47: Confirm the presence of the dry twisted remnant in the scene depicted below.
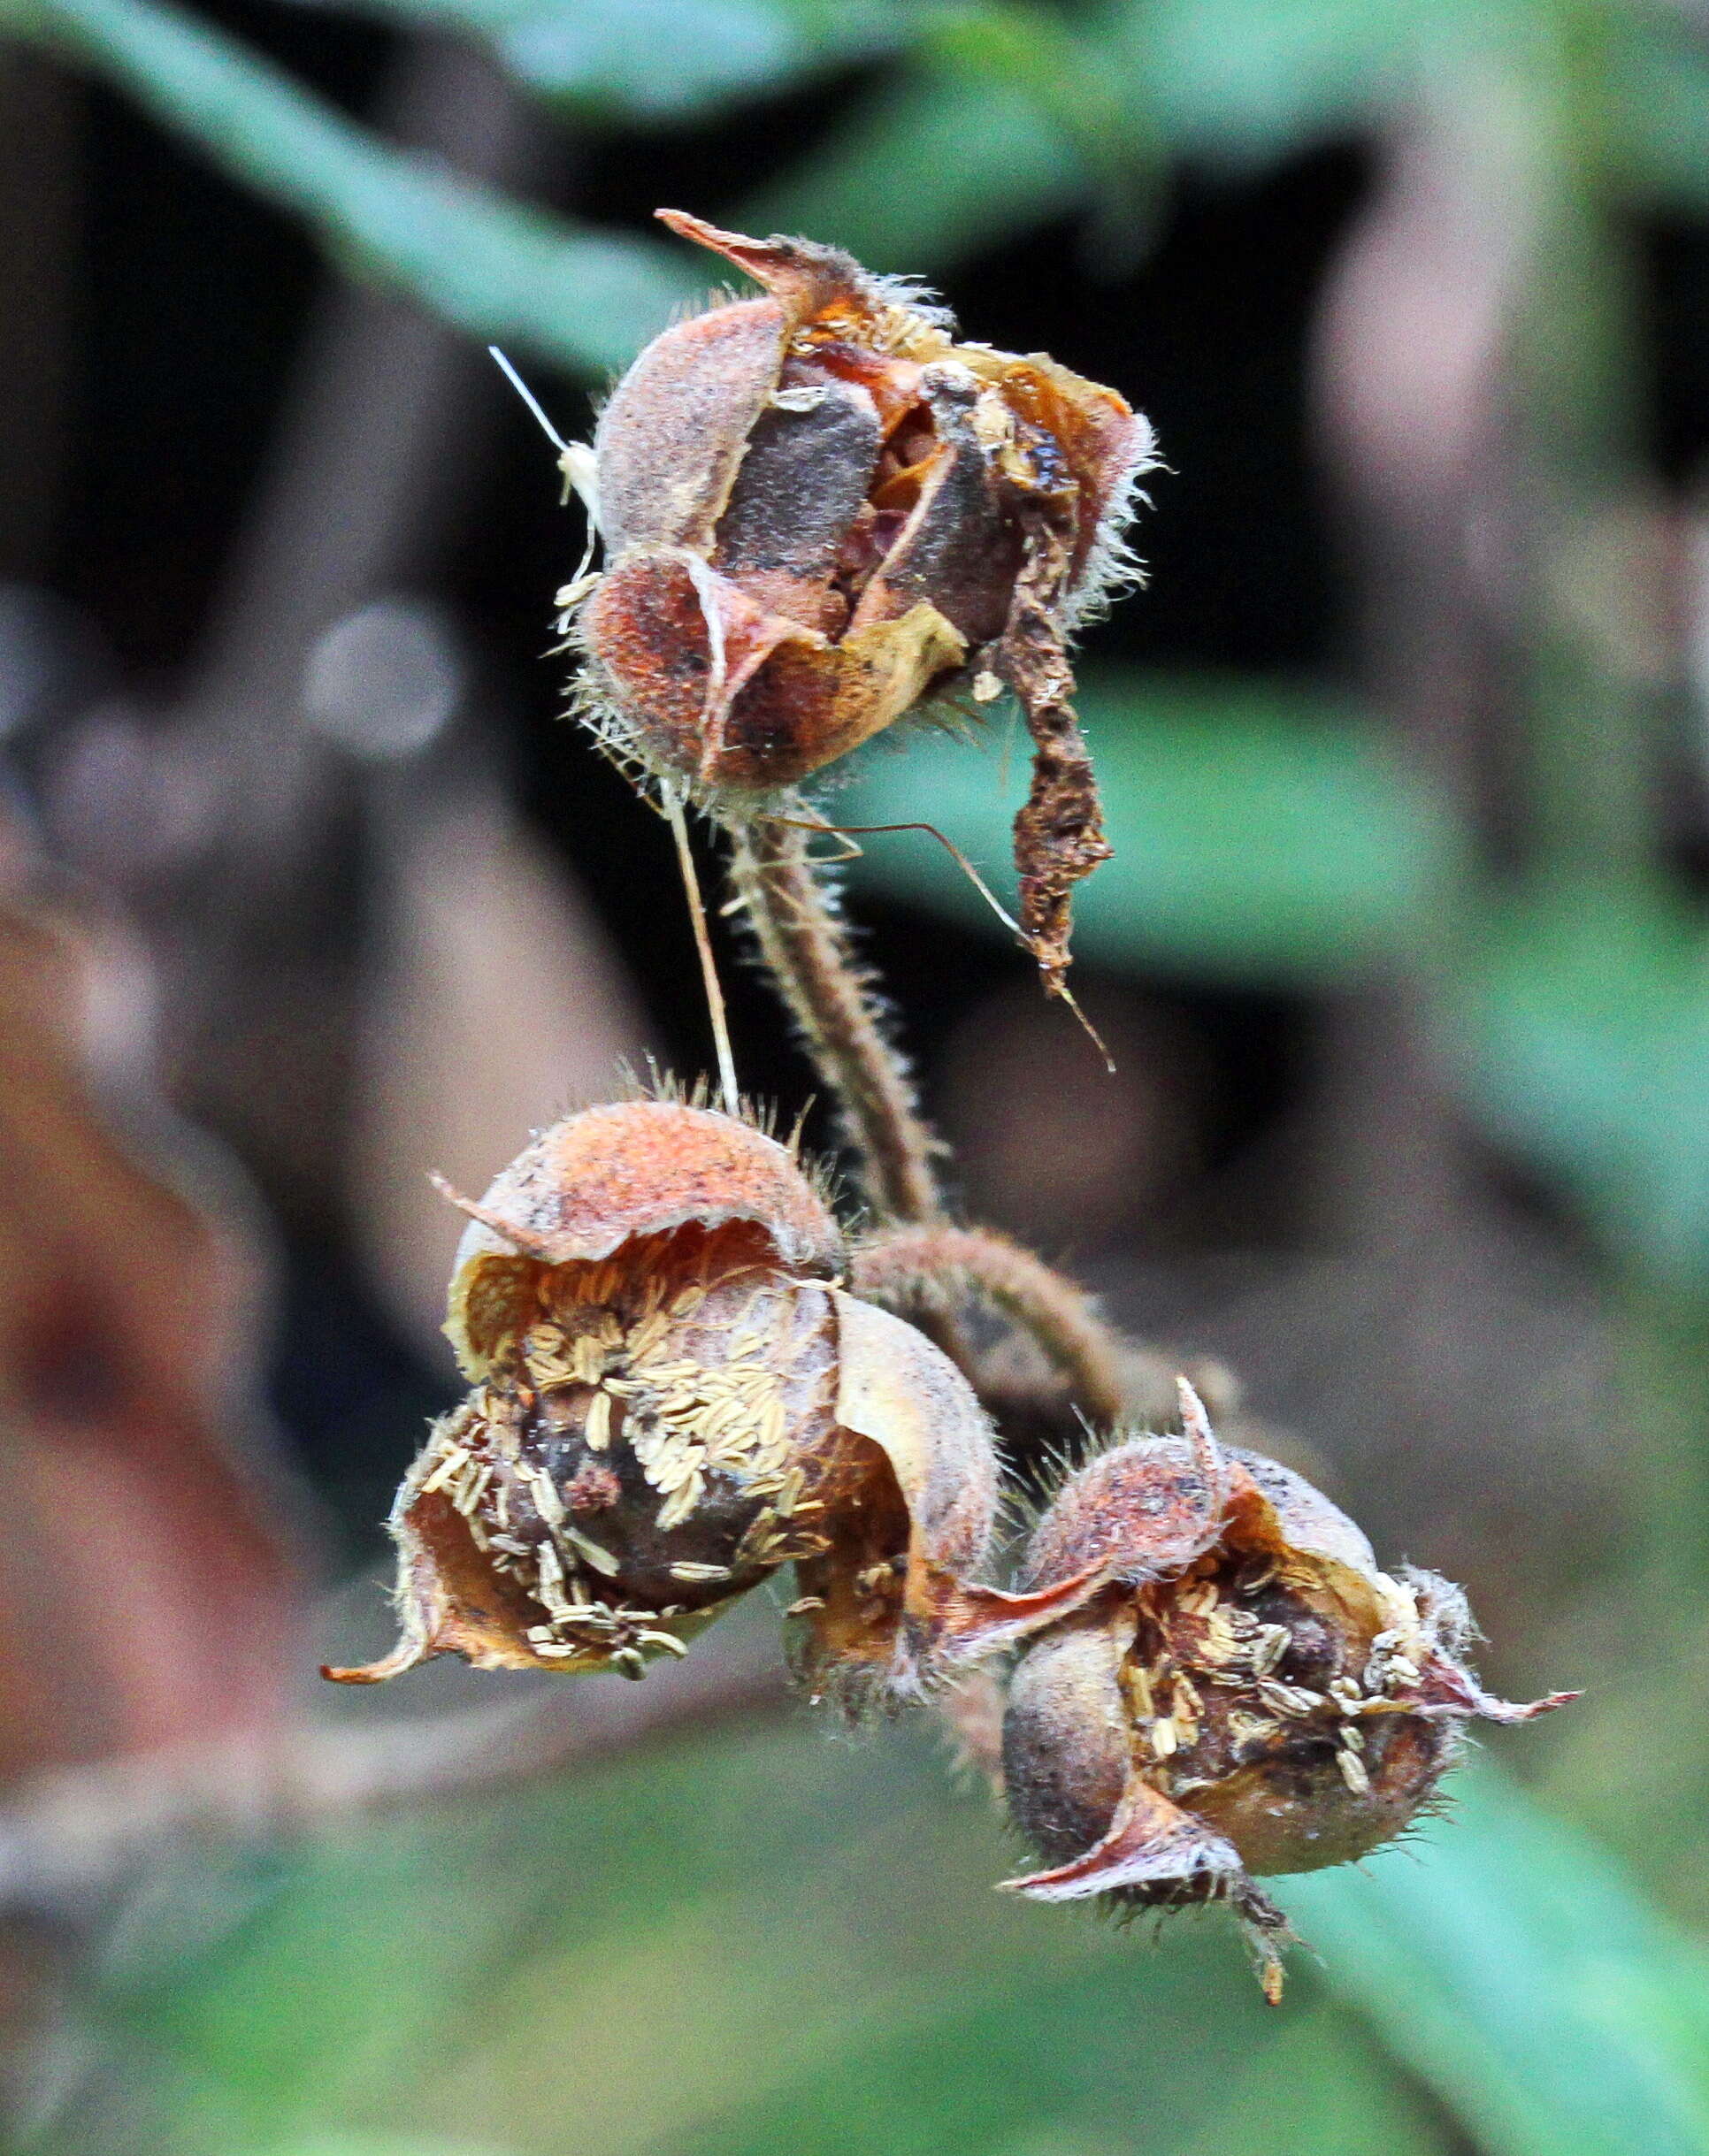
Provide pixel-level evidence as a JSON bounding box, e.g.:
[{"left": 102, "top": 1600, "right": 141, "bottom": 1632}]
[
  {"left": 325, "top": 1099, "right": 1096, "bottom": 1701},
  {"left": 1000, "top": 1384, "right": 1577, "bottom": 1999},
  {"left": 569, "top": 209, "right": 1155, "bottom": 990}
]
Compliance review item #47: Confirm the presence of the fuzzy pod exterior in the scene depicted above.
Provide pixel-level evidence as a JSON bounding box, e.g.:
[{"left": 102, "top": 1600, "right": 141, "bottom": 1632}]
[
  {"left": 999, "top": 1385, "right": 1575, "bottom": 1998},
  {"left": 326, "top": 1100, "right": 1094, "bottom": 1693},
  {"left": 571, "top": 210, "right": 1154, "bottom": 797}
]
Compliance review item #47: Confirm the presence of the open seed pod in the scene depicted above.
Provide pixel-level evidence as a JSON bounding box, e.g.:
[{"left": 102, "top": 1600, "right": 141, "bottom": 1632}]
[
  {"left": 574, "top": 210, "right": 1153, "bottom": 796},
  {"left": 325, "top": 1100, "right": 1096, "bottom": 1693},
  {"left": 1000, "top": 1382, "right": 1576, "bottom": 1999}
]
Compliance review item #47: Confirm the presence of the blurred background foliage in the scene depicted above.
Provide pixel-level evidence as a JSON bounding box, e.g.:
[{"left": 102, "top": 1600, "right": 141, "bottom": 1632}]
[{"left": 4, "top": 0, "right": 1709, "bottom": 2149}]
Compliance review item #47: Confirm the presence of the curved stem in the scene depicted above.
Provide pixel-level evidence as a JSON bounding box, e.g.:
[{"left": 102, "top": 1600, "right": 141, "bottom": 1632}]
[
  {"left": 724, "top": 809, "right": 944, "bottom": 1224},
  {"left": 850, "top": 1223, "right": 1129, "bottom": 1431},
  {"left": 0, "top": 1624, "right": 786, "bottom": 1915}
]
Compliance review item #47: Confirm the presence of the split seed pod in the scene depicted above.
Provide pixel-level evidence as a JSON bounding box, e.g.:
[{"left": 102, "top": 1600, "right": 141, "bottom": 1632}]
[
  {"left": 570, "top": 210, "right": 1156, "bottom": 990},
  {"left": 325, "top": 1100, "right": 1094, "bottom": 1695},
  {"left": 1000, "top": 1383, "right": 1575, "bottom": 1998}
]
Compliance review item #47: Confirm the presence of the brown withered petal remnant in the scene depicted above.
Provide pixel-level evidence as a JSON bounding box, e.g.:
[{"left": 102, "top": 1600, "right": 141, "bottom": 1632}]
[
  {"left": 325, "top": 1099, "right": 1099, "bottom": 1700},
  {"left": 999, "top": 1382, "right": 1577, "bottom": 2001},
  {"left": 570, "top": 210, "right": 1155, "bottom": 992}
]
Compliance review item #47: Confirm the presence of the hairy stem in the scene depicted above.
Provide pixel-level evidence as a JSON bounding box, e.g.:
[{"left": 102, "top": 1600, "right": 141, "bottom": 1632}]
[
  {"left": 850, "top": 1223, "right": 1128, "bottom": 1430},
  {"left": 724, "top": 809, "right": 944, "bottom": 1223}
]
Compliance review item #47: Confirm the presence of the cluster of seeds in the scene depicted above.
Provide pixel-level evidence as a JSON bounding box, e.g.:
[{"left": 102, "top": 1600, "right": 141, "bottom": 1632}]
[
  {"left": 999, "top": 1407, "right": 1574, "bottom": 1999},
  {"left": 1117, "top": 1550, "right": 1437, "bottom": 1809},
  {"left": 324, "top": 198, "right": 1573, "bottom": 2004},
  {"left": 393, "top": 1231, "right": 842, "bottom": 1675},
  {"left": 326, "top": 1097, "right": 1571, "bottom": 2000},
  {"left": 327, "top": 1099, "right": 1092, "bottom": 1696}
]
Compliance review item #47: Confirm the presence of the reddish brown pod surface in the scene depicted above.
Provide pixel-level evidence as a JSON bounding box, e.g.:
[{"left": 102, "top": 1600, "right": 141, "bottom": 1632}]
[
  {"left": 326, "top": 1100, "right": 1096, "bottom": 1694},
  {"left": 1000, "top": 1385, "right": 1576, "bottom": 1998},
  {"left": 576, "top": 210, "right": 1153, "bottom": 796}
]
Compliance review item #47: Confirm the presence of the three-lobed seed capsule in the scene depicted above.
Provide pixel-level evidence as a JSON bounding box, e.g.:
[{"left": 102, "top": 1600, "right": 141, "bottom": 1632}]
[
  {"left": 573, "top": 210, "right": 1153, "bottom": 796},
  {"left": 998, "top": 1383, "right": 1576, "bottom": 1998},
  {"left": 325, "top": 1099, "right": 1097, "bottom": 1700}
]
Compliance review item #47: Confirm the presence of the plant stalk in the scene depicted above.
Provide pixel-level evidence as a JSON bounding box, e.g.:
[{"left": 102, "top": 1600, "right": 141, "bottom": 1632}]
[
  {"left": 724, "top": 809, "right": 944, "bottom": 1225},
  {"left": 850, "top": 1223, "right": 1129, "bottom": 1430}
]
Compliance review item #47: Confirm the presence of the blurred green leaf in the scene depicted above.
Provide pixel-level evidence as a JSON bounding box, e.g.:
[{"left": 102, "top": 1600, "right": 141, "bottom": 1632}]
[
  {"left": 57, "top": 1693, "right": 1709, "bottom": 2156},
  {"left": 1172, "top": 2010, "right": 1448, "bottom": 2156},
  {"left": 918, "top": 5, "right": 1163, "bottom": 246},
  {"left": 740, "top": 0, "right": 1709, "bottom": 274},
  {"left": 837, "top": 669, "right": 1466, "bottom": 983},
  {"left": 302, "top": 0, "right": 909, "bottom": 122},
  {"left": 27, "top": 0, "right": 1708, "bottom": 391},
  {"left": 841, "top": 672, "right": 1709, "bottom": 1282},
  {"left": 742, "top": 0, "right": 1480, "bottom": 271},
  {"left": 82, "top": 1712, "right": 1279, "bottom": 2152},
  {"left": 1282, "top": 1759, "right": 1709, "bottom": 2156},
  {"left": 1108, "top": 0, "right": 1542, "bottom": 168},
  {"left": 1450, "top": 883, "right": 1709, "bottom": 1283},
  {"left": 233, "top": 2140, "right": 515, "bottom": 2156},
  {"left": 1601, "top": 14, "right": 1709, "bottom": 215},
  {"left": 7, "top": 0, "right": 700, "bottom": 375},
  {"left": 660, "top": 1975, "right": 1450, "bottom": 2156},
  {"left": 735, "top": 60, "right": 1091, "bottom": 271},
  {"left": 1109, "top": 0, "right": 1709, "bottom": 207}
]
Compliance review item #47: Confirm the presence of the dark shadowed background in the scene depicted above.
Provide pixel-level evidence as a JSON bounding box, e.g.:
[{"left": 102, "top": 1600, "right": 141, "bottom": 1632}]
[{"left": 4, "top": 3, "right": 1709, "bottom": 2152}]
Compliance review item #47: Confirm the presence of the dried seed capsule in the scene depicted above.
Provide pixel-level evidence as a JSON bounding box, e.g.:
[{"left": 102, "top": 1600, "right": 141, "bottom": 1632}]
[
  {"left": 573, "top": 210, "right": 1153, "bottom": 797},
  {"left": 325, "top": 1100, "right": 1093, "bottom": 1694},
  {"left": 999, "top": 1383, "right": 1576, "bottom": 1999}
]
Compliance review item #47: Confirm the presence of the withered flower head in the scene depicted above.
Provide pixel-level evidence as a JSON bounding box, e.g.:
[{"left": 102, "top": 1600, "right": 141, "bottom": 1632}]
[
  {"left": 1000, "top": 1384, "right": 1576, "bottom": 1999},
  {"left": 573, "top": 210, "right": 1153, "bottom": 796},
  {"left": 326, "top": 1099, "right": 1093, "bottom": 1694}
]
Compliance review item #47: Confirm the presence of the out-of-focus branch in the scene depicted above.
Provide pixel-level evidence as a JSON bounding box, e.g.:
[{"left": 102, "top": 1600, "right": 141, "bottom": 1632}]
[
  {"left": 1307, "top": 105, "right": 1537, "bottom": 1264},
  {"left": 0, "top": 1625, "right": 787, "bottom": 1917},
  {"left": 138, "top": 35, "right": 568, "bottom": 1206},
  {"left": 182, "top": 37, "right": 545, "bottom": 768}
]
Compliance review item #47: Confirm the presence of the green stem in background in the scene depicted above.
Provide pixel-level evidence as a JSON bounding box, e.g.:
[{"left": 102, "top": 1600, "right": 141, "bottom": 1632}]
[
  {"left": 1551, "top": 1279, "right": 1709, "bottom": 1903},
  {"left": 1513, "top": 3, "right": 1660, "bottom": 885},
  {"left": 4, "top": 0, "right": 695, "bottom": 375},
  {"left": 1506, "top": 3, "right": 1709, "bottom": 1644},
  {"left": 724, "top": 811, "right": 944, "bottom": 1226},
  {"left": 850, "top": 1223, "right": 1130, "bottom": 1431}
]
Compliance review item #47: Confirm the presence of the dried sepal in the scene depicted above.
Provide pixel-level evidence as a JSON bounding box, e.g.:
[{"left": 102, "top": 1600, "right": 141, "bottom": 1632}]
[
  {"left": 999, "top": 1382, "right": 1575, "bottom": 1997},
  {"left": 440, "top": 1098, "right": 843, "bottom": 1379},
  {"left": 995, "top": 483, "right": 1113, "bottom": 997},
  {"left": 789, "top": 1292, "right": 1102, "bottom": 1705},
  {"left": 585, "top": 551, "right": 963, "bottom": 791}
]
